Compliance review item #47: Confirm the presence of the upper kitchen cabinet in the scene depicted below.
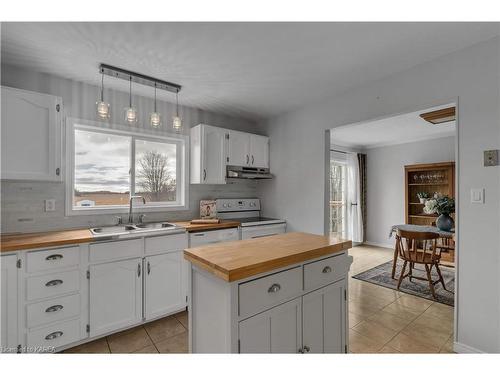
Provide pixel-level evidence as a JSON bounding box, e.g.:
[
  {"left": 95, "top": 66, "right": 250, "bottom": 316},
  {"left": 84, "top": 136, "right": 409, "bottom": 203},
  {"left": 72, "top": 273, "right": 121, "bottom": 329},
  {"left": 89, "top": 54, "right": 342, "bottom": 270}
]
[
  {"left": 228, "top": 131, "right": 269, "bottom": 169},
  {"left": 1, "top": 86, "right": 63, "bottom": 182},
  {"left": 190, "top": 124, "right": 228, "bottom": 184}
]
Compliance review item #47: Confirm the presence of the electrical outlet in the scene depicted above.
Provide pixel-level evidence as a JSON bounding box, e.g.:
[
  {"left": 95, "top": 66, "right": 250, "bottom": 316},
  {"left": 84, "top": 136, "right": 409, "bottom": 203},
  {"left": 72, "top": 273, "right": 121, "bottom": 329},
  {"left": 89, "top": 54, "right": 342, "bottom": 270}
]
[
  {"left": 484, "top": 150, "right": 499, "bottom": 167},
  {"left": 45, "top": 199, "right": 56, "bottom": 212},
  {"left": 470, "top": 188, "right": 484, "bottom": 204}
]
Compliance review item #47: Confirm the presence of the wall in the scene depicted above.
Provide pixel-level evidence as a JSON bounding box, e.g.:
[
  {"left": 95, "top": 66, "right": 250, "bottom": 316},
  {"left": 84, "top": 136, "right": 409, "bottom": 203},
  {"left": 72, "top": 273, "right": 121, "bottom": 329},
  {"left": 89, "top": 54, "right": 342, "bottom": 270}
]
[
  {"left": 1, "top": 65, "right": 260, "bottom": 233},
  {"left": 257, "top": 37, "right": 500, "bottom": 352},
  {"left": 362, "top": 136, "right": 455, "bottom": 248}
]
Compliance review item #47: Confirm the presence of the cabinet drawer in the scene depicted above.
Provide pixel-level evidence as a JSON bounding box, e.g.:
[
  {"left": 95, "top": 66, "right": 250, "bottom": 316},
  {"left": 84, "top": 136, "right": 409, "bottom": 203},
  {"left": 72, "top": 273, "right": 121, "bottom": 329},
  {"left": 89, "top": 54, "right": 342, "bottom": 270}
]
[
  {"left": 89, "top": 238, "right": 143, "bottom": 262},
  {"left": 27, "top": 270, "right": 80, "bottom": 301},
  {"left": 27, "top": 293, "right": 81, "bottom": 328},
  {"left": 27, "top": 246, "right": 80, "bottom": 273},
  {"left": 145, "top": 233, "right": 188, "bottom": 255},
  {"left": 27, "top": 318, "right": 81, "bottom": 350},
  {"left": 239, "top": 267, "right": 302, "bottom": 317},
  {"left": 303, "top": 254, "right": 351, "bottom": 291}
]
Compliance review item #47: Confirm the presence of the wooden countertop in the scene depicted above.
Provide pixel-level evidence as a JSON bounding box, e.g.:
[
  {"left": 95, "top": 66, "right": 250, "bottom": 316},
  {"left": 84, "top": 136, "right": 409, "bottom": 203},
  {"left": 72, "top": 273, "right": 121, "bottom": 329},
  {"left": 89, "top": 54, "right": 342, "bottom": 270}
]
[
  {"left": 173, "top": 220, "right": 240, "bottom": 233},
  {"left": 184, "top": 232, "right": 352, "bottom": 282},
  {"left": 1, "top": 229, "right": 94, "bottom": 253}
]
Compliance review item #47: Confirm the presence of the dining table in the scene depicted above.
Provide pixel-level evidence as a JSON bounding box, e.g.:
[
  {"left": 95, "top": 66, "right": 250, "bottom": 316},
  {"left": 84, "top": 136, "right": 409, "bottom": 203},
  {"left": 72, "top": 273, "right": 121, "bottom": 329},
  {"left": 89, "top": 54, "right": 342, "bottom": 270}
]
[{"left": 389, "top": 224, "right": 455, "bottom": 278}]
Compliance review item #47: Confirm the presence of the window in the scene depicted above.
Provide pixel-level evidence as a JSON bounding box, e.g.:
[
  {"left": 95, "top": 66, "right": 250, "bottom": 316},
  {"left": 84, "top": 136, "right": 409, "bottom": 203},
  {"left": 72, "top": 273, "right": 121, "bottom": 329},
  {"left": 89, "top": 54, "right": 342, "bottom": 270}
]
[
  {"left": 67, "top": 119, "right": 187, "bottom": 214},
  {"left": 329, "top": 152, "right": 348, "bottom": 237}
]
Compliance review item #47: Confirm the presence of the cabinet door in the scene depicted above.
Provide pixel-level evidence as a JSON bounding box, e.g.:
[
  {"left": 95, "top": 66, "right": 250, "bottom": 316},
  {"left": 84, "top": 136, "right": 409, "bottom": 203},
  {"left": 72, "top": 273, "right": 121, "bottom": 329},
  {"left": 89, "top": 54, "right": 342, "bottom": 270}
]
[
  {"left": 302, "top": 279, "right": 346, "bottom": 353},
  {"left": 249, "top": 134, "right": 269, "bottom": 168},
  {"left": 89, "top": 258, "right": 143, "bottom": 337},
  {"left": 1, "top": 255, "right": 18, "bottom": 352},
  {"left": 202, "top": 125, "right": 227, "bottom": 184},
  {"left": 228, "top": 130, "right": 250, "bottom": 166},
  {"left": 239, "top": 297, "right": 302, "bottom": 353},
  {"left": 144, "top": 251, "right": 186, "bottom": 320},
  {"left": 1, "top": 86, "right": 62, "bottom": 181}
]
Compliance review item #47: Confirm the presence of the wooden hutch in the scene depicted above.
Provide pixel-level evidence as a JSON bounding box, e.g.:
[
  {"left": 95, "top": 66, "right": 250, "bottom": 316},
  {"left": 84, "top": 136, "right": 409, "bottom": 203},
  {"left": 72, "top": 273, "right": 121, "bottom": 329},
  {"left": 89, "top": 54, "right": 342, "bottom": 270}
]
[{"left": 405, "top": 162, "right": 455, "bottom": 226}]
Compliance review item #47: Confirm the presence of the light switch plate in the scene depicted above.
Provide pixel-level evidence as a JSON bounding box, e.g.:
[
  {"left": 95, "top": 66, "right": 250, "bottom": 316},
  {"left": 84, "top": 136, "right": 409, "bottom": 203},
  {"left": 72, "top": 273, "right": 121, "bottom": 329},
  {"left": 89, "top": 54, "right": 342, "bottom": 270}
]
[
  {"left": 45, "top": 199, "right": 56, "bottom": 212},
  {"left": 484, "top": 150, "right": 499, "bottom": 167},
  {"left": 470, "top": 188, "right": 484, "bottom": 204}
]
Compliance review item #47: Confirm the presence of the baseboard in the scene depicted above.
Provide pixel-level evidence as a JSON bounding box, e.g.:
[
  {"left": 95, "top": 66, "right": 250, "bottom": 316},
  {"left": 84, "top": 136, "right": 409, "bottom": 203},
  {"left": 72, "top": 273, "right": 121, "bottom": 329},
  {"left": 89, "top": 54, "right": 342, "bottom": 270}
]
[
  {"left": 363, "top": 241, "right": 393, "bottom": 250},
  {"left": 453, "top": 341, "right": 485, "bottom": 353}
]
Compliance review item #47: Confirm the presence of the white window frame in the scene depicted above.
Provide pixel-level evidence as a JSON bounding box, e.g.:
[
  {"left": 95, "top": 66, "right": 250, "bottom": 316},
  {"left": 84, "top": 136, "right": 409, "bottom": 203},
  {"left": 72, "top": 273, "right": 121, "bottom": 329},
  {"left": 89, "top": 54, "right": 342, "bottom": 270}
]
[{"left": 65, "top": 117, "right": 189, "bottom": 216}]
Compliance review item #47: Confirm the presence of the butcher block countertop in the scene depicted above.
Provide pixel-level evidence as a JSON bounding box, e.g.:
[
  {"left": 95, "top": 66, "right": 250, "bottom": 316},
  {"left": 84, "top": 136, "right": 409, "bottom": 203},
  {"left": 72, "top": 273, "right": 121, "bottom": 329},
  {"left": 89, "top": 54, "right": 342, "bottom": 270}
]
[
  {"left": 173, "top": 220, "right": 240, "bottom": 233},
  {"left": 184, "top": 232, "right": 352, "bottom": 282},
  {"left": 1, "top": 229, "right": 93, "bottom": 253}
]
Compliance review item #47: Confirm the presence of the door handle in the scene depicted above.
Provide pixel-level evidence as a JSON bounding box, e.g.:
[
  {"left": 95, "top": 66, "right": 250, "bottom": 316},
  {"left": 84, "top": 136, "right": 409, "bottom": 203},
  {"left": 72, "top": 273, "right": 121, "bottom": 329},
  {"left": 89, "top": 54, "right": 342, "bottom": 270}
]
[
  {"left": 267, "top": 283, "right": 281, "bottom": 293},
  {"left": 251, "top": 155, "right": 254, "bottom": 165},
  {"left": 203, "top": 169, "right": 207, "bottom": 181},
  {"left": 45, "top": 305, "right": 64, "bottom": 313},
  {"left": 322, "top": 266, "right": 332, "bottom": 274},
  {"left": 45, "top": 254, "right": 63, "bottom": 261},
  {"left": 45, "top": 279, "right": 63, "bottom": 287},
  {"left": 246, "top": 155, "right": 249, "bottom": 165},
  {"left": 45, "top": 331, "right": 63, "bottom": 340},
  {"left": 138, "top": 263, "right": 141, "bottom": 277},
  {"left": 147, "top": 261, "right": 151, "bottom": 275}
]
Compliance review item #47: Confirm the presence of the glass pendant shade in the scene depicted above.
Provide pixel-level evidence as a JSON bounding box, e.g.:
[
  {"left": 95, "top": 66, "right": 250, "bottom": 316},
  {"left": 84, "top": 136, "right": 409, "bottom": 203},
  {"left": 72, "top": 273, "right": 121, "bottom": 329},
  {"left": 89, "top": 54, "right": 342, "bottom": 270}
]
[
  {"left": 125, "top": 106, "right": 138, "bottom": 123},
  {"left": 172, "top": 115, "right": 182, "bottom": 132},
  {"left": 96, "top": 100, "right": 110, "bottom": 119},
  {"left": 150, "top": 112, "right": 161, "bottom": 128}
]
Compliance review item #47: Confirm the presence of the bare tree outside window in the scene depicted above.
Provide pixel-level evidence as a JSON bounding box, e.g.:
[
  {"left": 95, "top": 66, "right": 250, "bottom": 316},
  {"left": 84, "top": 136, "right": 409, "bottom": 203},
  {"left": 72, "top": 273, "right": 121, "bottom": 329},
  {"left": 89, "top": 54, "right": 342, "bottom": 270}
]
[{"left": 136, "top": 150, "right": 176, "bottom": 202}]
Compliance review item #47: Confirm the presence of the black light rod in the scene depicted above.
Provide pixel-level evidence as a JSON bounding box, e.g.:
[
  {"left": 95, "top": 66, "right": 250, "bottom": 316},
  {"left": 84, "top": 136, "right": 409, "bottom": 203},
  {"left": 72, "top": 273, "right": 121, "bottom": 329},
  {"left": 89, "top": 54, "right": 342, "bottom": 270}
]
[{"left": 99, "top": 63, "right": 181, "bottom": 94}]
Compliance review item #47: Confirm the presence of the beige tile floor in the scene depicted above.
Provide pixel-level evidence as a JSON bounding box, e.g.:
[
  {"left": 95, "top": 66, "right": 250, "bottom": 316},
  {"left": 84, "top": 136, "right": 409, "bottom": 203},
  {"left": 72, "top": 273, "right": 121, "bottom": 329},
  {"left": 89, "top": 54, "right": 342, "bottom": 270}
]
[
  {"left": 348, "top": 245, "right": 455, "bottom": 354},
  {"left": 64, "top": 244, "right": 454, "bottom": 354}
]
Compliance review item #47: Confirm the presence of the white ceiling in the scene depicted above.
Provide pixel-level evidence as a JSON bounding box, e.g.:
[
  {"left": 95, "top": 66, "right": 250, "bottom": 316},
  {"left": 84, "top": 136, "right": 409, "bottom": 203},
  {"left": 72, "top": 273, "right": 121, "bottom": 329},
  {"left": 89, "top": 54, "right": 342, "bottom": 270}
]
[
  {"left": 1, "top": 23, "right": 498, "bottom": 120},
  {"left": 330, "top": 104, "right": 456, "bottom": 149}
]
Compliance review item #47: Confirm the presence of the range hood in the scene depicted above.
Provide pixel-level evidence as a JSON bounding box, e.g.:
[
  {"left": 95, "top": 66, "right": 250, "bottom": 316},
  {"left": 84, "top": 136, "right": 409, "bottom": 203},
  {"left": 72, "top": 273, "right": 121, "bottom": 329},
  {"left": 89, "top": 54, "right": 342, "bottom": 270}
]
[{"left": 226, "top": 165, "right": 273, "bottom": 179}]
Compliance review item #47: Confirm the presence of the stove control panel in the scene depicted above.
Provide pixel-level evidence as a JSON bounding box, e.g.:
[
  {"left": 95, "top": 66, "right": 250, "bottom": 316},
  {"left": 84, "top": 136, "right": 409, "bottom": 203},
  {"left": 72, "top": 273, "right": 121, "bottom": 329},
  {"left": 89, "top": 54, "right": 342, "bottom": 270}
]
[{"left": 216, "top": 198, "right": 261, "bottom": 212}]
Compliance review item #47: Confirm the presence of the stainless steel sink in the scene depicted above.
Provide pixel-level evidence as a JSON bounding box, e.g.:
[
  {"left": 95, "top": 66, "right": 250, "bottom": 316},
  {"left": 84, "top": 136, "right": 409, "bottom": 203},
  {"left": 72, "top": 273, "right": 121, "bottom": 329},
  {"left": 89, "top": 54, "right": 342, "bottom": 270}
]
[
  {"left": 90, "top": 222, "right": 183, "bottom": 238},
  {"left": 135, "top": 222, "right": 175, "bottom": 229}
]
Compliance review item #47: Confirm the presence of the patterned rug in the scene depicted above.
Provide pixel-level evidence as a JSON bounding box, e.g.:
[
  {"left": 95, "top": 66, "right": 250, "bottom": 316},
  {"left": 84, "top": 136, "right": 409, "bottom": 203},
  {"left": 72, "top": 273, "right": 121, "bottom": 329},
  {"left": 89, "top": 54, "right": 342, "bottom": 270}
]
[{"left": 352, "top": 260, "right": 455, "bottom": 306}]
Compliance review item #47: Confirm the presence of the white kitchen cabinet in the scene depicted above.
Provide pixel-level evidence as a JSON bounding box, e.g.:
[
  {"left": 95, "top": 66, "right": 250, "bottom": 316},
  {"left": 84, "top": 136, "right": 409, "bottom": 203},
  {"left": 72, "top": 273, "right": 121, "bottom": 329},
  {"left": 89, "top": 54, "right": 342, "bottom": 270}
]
[
  {"left": 249, "top": 134, "right": 269, "bottom": 168},
  {"left": 144, "top": 251, "right": 186, "bottom": 320},
  {"left": 302, "top": 280, "right": 346, "bottom": 353},
  {"left": 190, "top": 124, "right": 228, "bottom": 184},
  {"left": 227, "top": 130, "right": 250, "bottom": 166},
  {"left": 89, "top": 258, "right": 143, "bottom": 337},
  {"left": 1, "top": 86, "right": 62, "bottom": 181},
  {"left": 1, "top": 255, "right": 18, "bottom": 352},
  {"left": 239, "top": 297, "right": 302, "bottom": 353}
]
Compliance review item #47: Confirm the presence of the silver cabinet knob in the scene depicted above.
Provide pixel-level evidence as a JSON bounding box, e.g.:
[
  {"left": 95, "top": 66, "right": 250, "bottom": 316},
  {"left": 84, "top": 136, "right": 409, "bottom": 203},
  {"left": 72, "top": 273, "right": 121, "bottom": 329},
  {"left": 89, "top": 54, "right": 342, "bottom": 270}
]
[
  {"left": 267, "top": 283, "right": 281, "bottom": 293},
  {"left": 45, "top": 331, "right": 63, "bottom": 340},
  {"left": 45, "top": 254, "right": 63, "bottom": 261},
  {"left": 322, "top": 266, "right": 332, "bottom": 274},
  {"left": 45, "top": 305, "right": 64, "bottom": 313},
  {"left": 45, "top": 279, "right": 63, "bottom": 287}
]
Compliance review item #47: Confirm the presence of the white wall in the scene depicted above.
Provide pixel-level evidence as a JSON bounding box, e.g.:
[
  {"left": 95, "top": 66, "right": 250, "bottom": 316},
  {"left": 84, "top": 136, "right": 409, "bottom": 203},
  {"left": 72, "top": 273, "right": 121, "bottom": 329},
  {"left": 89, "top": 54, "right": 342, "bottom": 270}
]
[
  {"left": 257, "top": 37, "right": 500, "bottom": 353},
  {"left": 362, "top": 136, "right": 456, "bottom": 248},
  {"left": 1, "top": 65, "right": 260, "bottom": 233}
]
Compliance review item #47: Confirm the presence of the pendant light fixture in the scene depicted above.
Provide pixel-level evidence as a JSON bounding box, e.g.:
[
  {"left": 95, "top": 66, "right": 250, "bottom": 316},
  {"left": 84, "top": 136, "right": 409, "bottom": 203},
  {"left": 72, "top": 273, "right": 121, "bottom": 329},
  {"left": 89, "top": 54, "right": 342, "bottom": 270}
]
[
  {"left": 150, "top": 83, "right": 161, "bottom": 128},
  {"left": 172, "top": 89, "right": 182, "bottom": 133},
  {"left": 124, "top": 76, "right": 138, "bottom": 124},
  {"left": 96, "top": 69, "right": 110, "bottom": 120}
]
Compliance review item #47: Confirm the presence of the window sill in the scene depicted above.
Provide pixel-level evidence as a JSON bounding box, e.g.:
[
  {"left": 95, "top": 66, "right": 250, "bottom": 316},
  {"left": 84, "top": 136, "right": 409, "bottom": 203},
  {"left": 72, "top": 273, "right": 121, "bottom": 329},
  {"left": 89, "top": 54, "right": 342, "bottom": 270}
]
[{"left": 67, "top": 203, "right": 189, "bottom": 216}]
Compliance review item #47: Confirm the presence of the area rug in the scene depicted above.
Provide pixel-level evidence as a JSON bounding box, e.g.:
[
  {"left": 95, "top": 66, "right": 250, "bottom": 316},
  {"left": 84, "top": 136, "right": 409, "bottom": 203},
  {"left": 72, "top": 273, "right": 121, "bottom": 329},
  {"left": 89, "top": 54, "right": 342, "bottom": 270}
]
[{"left": 352, "top": 260, "right": 455, "bottom": 306}]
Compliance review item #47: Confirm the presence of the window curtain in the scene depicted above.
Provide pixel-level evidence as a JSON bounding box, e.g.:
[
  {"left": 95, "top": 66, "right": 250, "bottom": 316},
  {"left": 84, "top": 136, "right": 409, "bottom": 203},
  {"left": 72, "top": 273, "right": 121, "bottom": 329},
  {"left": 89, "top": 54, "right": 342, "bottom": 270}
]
[
  {"left": 347, "top": 153, "right": 363, "bottom": 243},
  {"left": 357, "top": 153, "right": 367, "bottom": 242}
]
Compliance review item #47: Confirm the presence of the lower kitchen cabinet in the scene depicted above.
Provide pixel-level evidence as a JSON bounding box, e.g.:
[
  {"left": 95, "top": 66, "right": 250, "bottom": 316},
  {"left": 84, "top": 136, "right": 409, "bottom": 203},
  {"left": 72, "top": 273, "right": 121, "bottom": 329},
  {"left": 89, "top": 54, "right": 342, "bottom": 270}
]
[
  {"left": 1, "top": 255, "right": 18, "bottom": 352},
  {"left": 302, "top": 280, "right": 346, "bottom": 353},
  {"left": 89, "top": 258, "right": 143, "bottom": 337},
  {"left": 144, "top": 251, "right": 185, "bottom": 320},
  {"left": 239, "top": 297, "right": 302, "bottom": 353}
]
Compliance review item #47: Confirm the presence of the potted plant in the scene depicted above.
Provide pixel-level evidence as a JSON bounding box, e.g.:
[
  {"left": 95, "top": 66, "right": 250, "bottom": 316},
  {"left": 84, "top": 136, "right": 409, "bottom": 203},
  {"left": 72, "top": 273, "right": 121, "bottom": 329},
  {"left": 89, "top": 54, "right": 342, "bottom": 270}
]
[
  {"left": 435, "top": 196, "right": 455, "bottom": 231},
  {"left": 416, "top": 191, "right": 429, "bottom": 204}
]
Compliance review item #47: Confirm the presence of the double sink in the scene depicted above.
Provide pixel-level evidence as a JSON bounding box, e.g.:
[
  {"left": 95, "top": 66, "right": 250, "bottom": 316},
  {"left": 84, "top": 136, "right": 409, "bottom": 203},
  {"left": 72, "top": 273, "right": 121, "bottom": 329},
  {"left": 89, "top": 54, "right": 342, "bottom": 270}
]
[{"left": 91, "top": 222, "right": 185, "bottom": 239}]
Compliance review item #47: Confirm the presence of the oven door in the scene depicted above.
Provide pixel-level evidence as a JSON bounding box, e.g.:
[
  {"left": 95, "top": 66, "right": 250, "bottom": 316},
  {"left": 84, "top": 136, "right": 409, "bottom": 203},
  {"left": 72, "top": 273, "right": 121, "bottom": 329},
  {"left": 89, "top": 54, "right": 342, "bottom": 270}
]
[{"left": 240, "top": 223, "right": 286, "bottom": 240}]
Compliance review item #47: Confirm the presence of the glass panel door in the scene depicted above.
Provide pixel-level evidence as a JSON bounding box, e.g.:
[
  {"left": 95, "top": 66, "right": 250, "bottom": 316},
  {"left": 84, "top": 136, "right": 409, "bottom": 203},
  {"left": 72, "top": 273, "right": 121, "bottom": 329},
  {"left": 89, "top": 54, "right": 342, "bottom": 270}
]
[{"left": 329, "top": 156, "right": 348, "bottom": 237}]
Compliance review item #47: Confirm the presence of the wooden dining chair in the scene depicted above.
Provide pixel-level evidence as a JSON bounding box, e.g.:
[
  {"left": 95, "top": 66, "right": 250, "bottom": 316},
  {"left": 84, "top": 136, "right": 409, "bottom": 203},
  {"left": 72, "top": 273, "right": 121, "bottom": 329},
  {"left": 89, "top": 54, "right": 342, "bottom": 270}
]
[{"left": 394, "top": 229, "right": 447, "bottom": 299}]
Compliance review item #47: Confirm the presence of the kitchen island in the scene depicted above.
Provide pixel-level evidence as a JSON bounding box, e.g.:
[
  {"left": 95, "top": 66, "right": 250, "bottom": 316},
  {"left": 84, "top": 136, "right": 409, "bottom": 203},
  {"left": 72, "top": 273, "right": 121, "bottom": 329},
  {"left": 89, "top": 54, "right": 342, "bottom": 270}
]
[{"left": 184, "top": 232, "right": 353, "bottom": 353}]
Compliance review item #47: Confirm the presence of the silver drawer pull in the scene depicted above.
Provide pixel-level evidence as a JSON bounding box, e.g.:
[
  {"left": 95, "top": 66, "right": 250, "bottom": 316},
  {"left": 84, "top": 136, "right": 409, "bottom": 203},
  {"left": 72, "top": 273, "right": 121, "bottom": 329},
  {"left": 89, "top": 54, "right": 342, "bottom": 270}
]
[
  {"left": 45, "top": 305, "right": 64, "bottom": 313},
  {"left": 45, "top": 331, "right": 63, "bottom": 340},
  {"left": 322, "top": 266, "right": 332, "bottom": 274},
  {"left": 46, "top": 254, "right": 63, "bottom": 261},
  {"left": 268, "top": 283, "right": 281, "bottom": 293},
  {"left": 45, "top": 279, "right": 63, "bottom": 287}
]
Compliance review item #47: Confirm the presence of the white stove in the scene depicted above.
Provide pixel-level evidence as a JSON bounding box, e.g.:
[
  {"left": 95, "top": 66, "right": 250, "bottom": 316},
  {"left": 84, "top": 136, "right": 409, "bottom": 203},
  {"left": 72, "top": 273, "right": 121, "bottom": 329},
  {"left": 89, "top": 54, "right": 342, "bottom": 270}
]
[{"left": 215, "top": 198, "right": 286, "bottom": 239}]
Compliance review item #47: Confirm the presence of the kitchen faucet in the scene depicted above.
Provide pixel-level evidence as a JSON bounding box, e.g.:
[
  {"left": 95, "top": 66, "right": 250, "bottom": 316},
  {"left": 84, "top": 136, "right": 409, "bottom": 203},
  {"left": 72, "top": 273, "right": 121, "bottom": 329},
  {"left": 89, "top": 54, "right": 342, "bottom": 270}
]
[{"left": 128, "top": 195, "right": 146, "bottom": 224}]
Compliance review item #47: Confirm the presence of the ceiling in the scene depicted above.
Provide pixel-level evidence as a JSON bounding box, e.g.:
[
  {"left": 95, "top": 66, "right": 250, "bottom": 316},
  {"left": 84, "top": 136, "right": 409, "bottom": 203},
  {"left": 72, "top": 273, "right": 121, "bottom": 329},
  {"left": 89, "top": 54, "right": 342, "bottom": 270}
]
[
  {"left": 330, "top": 104, "right": 456, "bottom": 149},
  {"left": 1, "top": 23, "right": 498, "bottom": 120}
]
